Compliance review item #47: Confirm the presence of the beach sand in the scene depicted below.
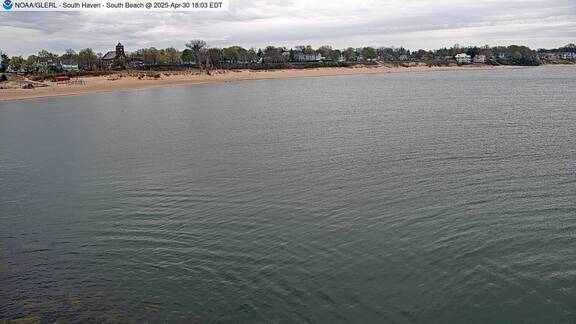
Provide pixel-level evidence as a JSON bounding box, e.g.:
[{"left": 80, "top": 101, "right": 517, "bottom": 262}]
[{"left": 0, "top": 65, "right": 525, "bottom": 102}]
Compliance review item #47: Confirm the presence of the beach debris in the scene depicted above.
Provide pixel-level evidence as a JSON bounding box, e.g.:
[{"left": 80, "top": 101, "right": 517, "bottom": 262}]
[
  {"left": 136, "top": 72, "right": 161, "bottom": 80},
  {"left": 22, "top": 83, "right": 35, "bottom": 89},
  {"left": 53, "top": 76, "right": 71, "bottom": 83}
]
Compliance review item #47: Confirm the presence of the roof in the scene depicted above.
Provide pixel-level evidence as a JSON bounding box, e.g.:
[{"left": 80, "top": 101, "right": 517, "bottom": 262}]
[{"left": 102, "top": 51, "right": 116, "bottom": 60}]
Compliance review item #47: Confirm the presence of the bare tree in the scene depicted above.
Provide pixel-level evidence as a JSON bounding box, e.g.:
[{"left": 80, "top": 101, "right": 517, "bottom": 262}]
[{"left": 185, "top": 40, "right": 206, "bottom": 66}]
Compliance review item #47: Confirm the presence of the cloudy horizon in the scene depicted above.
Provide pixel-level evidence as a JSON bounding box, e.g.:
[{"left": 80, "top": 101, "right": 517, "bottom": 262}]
[{"left": 1, "top": 0, "right": 575, "bottom": 56}]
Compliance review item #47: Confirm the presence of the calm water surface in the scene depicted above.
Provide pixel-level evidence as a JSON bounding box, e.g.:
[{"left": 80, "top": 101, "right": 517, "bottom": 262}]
[{"left": 1, "top": 66, "right": 576, "bottom": 323}]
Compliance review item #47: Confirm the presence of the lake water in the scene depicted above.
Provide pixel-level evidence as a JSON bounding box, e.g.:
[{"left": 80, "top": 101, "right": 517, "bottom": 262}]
[{"left": 1, "top": 66, "right": 575, "bottom": 323}]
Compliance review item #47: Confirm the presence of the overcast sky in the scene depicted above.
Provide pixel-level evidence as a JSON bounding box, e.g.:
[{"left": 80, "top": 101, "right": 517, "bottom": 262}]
[{"left": 1, "top": 0, "right": 575, "bottom": 56}]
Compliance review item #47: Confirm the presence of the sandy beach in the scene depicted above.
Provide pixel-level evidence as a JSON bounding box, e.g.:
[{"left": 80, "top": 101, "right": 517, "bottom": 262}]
[{"left": 0, "top": 64, "right": 526, "bottom": 102}]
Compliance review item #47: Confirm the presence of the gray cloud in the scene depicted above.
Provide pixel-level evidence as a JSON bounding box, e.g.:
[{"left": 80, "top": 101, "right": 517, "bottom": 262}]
[{"left": 0, "top": 0, "right": 575, "bottom": 56}]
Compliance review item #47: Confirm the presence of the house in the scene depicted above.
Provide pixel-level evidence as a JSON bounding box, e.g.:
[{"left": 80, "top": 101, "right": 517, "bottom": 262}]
[
  {"left": 61, "top": 59, "right": 79, "bottom": 71},
  {"left": 557, "top": 52, "right": 576, "bottom": 60},
  {"left": 473, "top": 55, "right": 486, "bottom": 64},
  {"left": 101, "top": 42, "right": 127, "bottom": 68},
  {"left": 538, "top": 52, "right": 576, "bottom": 60},
  {"left": 36, "top": 57, "right": 59, "bottom": 72},
  {"left": 537, "top": 52, "right": 555, "bottom": 59},
  {"left": 291, "top": 51, "right": 322, "bottom": 62},
  {"left": 282, "top": 51, "right": 291, "bottom": 61},
  {"left": 399, "top": 54, "right": 409, "bottom": 61},
  {"left": 128, "top": 57, "right": 144, "bottom": 68},
  {"left": 6, "top": 66, "right": 22, "bottom": 73},
  {"left": 455, "top": 53, "right": 472, "bottom": 64}
]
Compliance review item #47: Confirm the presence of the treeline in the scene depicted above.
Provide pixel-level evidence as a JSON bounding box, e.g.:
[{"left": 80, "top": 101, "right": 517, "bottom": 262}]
[
  {"left": 537, "top": 43, "right": 576, "bottom": 54},
  {"left": 1, "top": 42, "right": 575, "bottom": 75},
  {"left": 0, "top": 47, "right": 187, "bottom": 72},
  {"left": 432, "top": 44, "right": 541, "bottom": 65}
]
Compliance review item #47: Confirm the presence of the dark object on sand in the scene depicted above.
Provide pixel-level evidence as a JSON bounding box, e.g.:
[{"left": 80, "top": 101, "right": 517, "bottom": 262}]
[{"left": 54, "top": 76, "right": 71, "bottom": 83}]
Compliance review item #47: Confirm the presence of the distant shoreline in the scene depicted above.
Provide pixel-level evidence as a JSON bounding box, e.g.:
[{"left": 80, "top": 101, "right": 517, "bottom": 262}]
[{"left": 0, "top": 64, "right": 562, "bottom": 102}]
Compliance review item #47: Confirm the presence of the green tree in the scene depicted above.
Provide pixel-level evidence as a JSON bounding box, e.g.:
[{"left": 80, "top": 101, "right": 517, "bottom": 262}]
[
  {"left": 231, "top": 46, "right": 250, "bottom": 63},
  {"left": 246, "top": 48, "right": 258, "bottom": 63},
  {"left": 466, "top": 47, "right": 480, "bottom": 58},
  {"left": 143, "top": 47, "right": 160, "bottom": 65},
  {"left": 317, "top": 45, "right": 332, "bottom": 59},
  {"left": 294, "top": 45, "right": 315, "bottom": 55},
  {"left": 0, "top": 50, "right": 9, "bottom": 72},
  {"left": 362, "top": 47, "right": 377, "bottom": 60},
  {"left": 9, "top": 56, "right": 24, "bottom": 71},
  {"left": 60, "top": 49, "right": 78, "bottom": 62},
  {"left": 394, "top": 47, "right": 410, "bottom": 59},
  {"left": 22, "top": 55, "right": 38, "bottom": 72},
  {"left": 164, "top": 47, "right": 180, "bottom": 64},
  {"left": 78, "top": 48, "right": 98, "bottom": 70},
  {"left": 506, "top": 45, "right": 538, "bottom": 65},
  {"left": 37, "top": 50, "right": 58, "bottom": 68},
  {"left": 181, "top": 49, "right": 194, "bottom": 63},
  {"left": 377, "top": 47, "right": 396, "bottom": 62},
  {"left": 221, "top": 46, "right": 240, "bottom": 63},
  {"left": 330, "top": 49, "right": 342, "bottom": 61},
  {"left": 561, "top": 43, "right": 575, "bottom": 52},
  {"left": 344, "top": 47, "right": 357, "bottom": 61}
]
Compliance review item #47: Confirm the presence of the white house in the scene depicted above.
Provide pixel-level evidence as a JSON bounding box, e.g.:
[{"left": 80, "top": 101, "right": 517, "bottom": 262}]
[
  {"left": 473, "top": 55, "right": 486, "bottom": 64},
  {"left": 292, "top": 51, "right": 322, "bottom": 62},
  {"left": 558, "top": 52, "right": 576, "bottom": 60},
  {"left": 6, "top": 66, "right": 22, "bottom": 73},
  {"left": 455, "top": 53, "right": 472, "bottom": 64},
  {"left": 537, "top": 52, "right": 555, "bottom": 59},
  {"left": 61, "top": 59, "right": 79, "bottom": 71}
]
